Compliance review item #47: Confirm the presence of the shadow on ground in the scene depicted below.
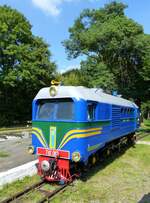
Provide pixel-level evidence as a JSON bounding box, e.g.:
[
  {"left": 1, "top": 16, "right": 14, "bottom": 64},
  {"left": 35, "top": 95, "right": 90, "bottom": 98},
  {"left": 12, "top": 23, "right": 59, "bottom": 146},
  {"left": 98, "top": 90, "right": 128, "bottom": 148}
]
[
  {"left": 80, "top": 144, "right": 134, "bottom": 182},
  {"left": 138, "top": 193, "right": 150, "bottom": 203}
]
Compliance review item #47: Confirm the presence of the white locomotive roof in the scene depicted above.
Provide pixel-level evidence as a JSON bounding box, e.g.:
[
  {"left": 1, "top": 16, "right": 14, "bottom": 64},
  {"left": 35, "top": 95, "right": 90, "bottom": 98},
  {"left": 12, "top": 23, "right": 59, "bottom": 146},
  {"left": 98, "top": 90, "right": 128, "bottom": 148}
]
[{"left": 34, "top": 86, "right": 138, "bottom": 108}]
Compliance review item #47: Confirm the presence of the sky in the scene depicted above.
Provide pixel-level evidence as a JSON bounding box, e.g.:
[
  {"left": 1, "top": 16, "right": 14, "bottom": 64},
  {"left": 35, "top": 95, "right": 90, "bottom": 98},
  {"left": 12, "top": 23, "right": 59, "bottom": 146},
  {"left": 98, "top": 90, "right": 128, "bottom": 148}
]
[{"left": 0, "top": 0, "right": 150, "bottom": 73}]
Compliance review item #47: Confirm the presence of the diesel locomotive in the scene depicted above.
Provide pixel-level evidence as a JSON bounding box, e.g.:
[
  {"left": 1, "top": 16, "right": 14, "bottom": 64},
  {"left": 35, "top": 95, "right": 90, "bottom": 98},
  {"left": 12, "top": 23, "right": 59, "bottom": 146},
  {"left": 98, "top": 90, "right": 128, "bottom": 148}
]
[{"left": 29, "top": 82, "right": 139, "bottom": 183}]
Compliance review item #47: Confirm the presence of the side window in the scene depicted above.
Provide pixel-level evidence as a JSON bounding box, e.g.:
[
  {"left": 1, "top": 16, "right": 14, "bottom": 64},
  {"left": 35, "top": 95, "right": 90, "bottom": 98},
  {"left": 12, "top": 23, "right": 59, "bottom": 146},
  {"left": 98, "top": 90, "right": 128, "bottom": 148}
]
[{"left": 87, "top": 103, "right": 96, "bottom": 121}]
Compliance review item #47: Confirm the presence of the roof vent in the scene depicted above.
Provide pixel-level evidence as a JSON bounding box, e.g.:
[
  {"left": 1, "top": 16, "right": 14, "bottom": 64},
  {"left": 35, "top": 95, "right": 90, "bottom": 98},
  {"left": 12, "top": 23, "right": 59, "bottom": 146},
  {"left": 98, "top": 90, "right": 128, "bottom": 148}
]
[{"left": 112, "top": 90, "right": 118, "bottom": 96}]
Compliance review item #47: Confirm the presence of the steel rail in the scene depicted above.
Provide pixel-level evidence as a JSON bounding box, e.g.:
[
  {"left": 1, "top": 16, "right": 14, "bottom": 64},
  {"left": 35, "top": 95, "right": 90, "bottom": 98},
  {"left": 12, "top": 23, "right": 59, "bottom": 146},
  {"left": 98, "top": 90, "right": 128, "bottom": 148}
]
[
  {"left": 0, "top": 180, "right": 44, "bottom": 203},
  {"left": 37, "top": 183, "right": 68, "bottom": 203},
  {"left": 136, "top": 132, "right": 150, "bottom": 141}
]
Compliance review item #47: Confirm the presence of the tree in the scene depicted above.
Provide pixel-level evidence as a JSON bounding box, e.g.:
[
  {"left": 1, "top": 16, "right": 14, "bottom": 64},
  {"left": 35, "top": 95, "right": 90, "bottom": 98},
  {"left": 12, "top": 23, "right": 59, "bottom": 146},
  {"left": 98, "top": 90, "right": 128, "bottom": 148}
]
[
  {"left": 0, "top": 6, "right": 56, "bottom": 126},
  {"left": 80, "top": 58, "right": 117, "bottom": 92},
  {"left": 141, "top": 101, "right": 150, "bottom": 119},
  {"left": 62, "top": 69, "right": 84, "bottom": 86},
  {"left": 63, "top": 1, "right": 150, "bottom": 101}
]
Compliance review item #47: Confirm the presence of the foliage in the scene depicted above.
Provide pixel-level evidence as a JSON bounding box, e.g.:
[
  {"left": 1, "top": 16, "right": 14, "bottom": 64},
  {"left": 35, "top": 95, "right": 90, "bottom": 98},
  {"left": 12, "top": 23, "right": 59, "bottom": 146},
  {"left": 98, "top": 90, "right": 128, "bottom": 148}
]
[
  {"left": 141, "top": 101, "right": 150, "bottom": 119},
  {"left": 80, "top": 58, "right": 117, "bottom": 91},
  {"left": 0, "top": 5, "right": 56, "bottom": 126},
  {"left": 63, "top": 1, "right": 150, "bottom": 101},
  {"left": 62, "top": 69, "right": 84, "bottom": 86}
]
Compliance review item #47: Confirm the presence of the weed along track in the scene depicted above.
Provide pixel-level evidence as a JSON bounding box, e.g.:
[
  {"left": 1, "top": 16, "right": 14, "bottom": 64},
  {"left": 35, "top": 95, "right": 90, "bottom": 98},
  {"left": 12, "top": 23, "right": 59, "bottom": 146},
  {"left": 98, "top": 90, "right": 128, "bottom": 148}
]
[
  {"left": 0, "top": 180, "right": 44, "bottom": 203},
  {"left": 0, "top": 180, "right": 69, "bottom": 203}
]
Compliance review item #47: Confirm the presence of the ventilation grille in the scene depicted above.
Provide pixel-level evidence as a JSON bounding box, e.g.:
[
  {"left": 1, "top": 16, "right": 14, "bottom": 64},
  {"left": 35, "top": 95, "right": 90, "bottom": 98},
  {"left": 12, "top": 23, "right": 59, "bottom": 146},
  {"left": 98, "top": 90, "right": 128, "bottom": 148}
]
[{"left": 112, "top": 105, "right": 121, "bottom": 129}]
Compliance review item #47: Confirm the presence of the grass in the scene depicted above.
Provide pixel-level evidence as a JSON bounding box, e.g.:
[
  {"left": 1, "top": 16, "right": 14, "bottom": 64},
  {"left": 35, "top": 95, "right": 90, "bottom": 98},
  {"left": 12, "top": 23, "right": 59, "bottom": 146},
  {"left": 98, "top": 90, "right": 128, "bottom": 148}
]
[
  {"left": 0, "top": 126, "right": 31, "bottom": 135},
  {"left": 142, "top": 134, "right": 150, "bottom": 142},
  {"left": 0, "top": 175, "right": 41, "bottom": 202},
  {"left": 137, "top": 119, "right": 150, "bottom": 141},
  {"left": 144, "top": 119, "right": 150, "bottom": 127},
  {"left": 0, "top": 176, "right": 60, "bottom": 203},
  {"left": 53, "top": 144, "right": 150, "bottom": 203},
  {"left": 0, "top": 151, "right": 10, "bottom": 157}
]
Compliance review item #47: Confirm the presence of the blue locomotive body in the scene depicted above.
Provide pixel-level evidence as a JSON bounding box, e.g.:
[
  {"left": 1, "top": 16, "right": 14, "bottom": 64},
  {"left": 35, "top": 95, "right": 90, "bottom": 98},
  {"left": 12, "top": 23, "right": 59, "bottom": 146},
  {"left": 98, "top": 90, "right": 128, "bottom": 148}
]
[{"left": 31, "top": 86, "right": 139, "bottom": 182}]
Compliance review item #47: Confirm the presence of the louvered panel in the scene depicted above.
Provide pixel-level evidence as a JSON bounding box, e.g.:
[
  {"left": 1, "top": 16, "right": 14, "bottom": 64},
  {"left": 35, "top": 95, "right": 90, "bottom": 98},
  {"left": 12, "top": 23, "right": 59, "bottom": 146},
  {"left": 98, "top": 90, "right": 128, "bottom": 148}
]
[{"left": 112, "top": 105, "right": 121, "bottom": 128}]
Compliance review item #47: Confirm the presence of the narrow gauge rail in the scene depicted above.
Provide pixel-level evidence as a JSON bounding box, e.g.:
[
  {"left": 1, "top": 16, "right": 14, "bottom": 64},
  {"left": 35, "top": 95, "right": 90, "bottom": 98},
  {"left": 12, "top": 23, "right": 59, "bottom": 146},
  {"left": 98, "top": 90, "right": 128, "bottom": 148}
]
[
  {"left": 0, "top": 180, "right": 69, "bottom": 203},
  {"left": 37, "top": 183, "right": 68, "bottom": 203},
  {"left": 0, "top": 180, "right": 44, "bottom": 203},
  {"left": 136, "top": 131, "right": 150, "bottom": 141},
  {"left": 0, "top": 133, "right": 149, "bottom": 203}
]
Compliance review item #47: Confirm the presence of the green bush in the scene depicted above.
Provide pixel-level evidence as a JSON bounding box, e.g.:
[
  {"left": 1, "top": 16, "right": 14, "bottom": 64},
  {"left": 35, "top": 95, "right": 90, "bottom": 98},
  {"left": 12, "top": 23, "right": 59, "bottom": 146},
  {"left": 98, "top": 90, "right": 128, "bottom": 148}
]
[
  {"left": 0, "top": 114, "right": 10, "bottom": 127},
  {"left": 141, "top": 101, "right": 150, "bottom": 119}
]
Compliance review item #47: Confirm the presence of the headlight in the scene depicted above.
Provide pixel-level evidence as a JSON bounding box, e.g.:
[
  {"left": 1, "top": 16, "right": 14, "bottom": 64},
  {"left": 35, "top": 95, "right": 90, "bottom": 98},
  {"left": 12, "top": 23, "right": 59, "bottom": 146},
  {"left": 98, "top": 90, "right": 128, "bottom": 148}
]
[
  {"left": 49, "top": 85, "right": 57, "bottom": 97},
  {"left": 41, "top": 160, "right": 50, "bottom": 172},
  {"left": 72, "top": 151, "right": 81, "bottom": 162},
  {"left": 28, "top": 146, "right": 34, "bottom": 154}
]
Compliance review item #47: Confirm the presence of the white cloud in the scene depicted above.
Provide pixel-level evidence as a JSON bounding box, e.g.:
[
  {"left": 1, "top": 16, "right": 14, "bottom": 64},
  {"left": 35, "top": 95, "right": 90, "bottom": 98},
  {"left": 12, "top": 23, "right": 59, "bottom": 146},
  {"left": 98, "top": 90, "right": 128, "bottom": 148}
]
[
  {"left": 32, "top": 0, "right": 60, "bottom": 16},
  {"left": 59, "top": 64, "right": 80, "bottom": 73},
  {"left": 32, "top": 0, "right": 74, "bottom": 16},
  {"left": 32, "top": 0, "right": 98, "bottom": 17}
]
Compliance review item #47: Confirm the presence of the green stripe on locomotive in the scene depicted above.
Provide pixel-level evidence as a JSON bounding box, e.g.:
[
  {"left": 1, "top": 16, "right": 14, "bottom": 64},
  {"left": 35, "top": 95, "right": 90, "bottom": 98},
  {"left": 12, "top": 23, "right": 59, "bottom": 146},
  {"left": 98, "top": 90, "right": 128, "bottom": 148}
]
[{"left": 32, "top": 121, "right": 110, "bottom": 149}]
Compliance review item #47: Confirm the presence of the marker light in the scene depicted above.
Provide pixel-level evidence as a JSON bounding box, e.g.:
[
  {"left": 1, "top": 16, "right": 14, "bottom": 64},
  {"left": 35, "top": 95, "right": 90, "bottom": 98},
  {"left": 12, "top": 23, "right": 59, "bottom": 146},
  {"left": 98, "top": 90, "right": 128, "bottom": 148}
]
[
  {"left": 28, "top": 146, "right": 34, "bottom": 154},
  {"left": 49, "top": 85, "right": 57, "bottom": 97},
  {"left": 72, "top": 151, "right": 81, "bottom": 162}
]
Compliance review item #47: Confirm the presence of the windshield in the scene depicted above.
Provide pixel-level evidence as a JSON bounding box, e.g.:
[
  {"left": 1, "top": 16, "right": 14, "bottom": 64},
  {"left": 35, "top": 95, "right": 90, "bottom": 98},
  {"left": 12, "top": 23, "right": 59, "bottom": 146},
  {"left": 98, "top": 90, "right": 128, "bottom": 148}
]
[{"left": 36, "top": 99, "right": 74, "bottom": 121}]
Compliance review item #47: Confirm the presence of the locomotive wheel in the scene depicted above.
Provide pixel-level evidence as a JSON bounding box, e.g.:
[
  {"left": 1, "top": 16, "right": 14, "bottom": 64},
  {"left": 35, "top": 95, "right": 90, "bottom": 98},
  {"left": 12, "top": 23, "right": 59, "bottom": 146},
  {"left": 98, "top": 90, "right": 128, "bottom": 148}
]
[
  {"left": 127, "top": 134, "right": 136, "bottom": 145},
  {"left": 92, "top": 156, "right": 96, "bottom": 165},
  {"left": 106, "top": 149, "right": 110, "bottom": 156}
]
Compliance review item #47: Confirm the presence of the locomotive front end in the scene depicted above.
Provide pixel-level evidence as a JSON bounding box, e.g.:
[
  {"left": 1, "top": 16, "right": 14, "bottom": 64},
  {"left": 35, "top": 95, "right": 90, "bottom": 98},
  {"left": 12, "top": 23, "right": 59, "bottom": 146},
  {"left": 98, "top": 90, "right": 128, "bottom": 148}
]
[
  {"left": 37, "top": 147, "right": 71, "bottom": 183},
  {"left": 31, "top": 84, "right": 83, "bottom": 183},
  {"left": 32, "top": 98, "right": 75, "bottom": 182}
]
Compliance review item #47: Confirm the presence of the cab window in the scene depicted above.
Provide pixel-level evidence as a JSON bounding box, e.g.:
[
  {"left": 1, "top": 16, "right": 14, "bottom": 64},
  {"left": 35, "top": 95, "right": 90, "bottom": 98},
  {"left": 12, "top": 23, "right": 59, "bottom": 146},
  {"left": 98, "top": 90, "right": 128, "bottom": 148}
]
[
  {"left": 37, "top": 98, "right": 74, "bottom": 121},
  {"left": 38, "top": 102, "right": 55, "bottom": 120},
  {"left": 56, "top": 101, "right": 73, "bottom": 120}
]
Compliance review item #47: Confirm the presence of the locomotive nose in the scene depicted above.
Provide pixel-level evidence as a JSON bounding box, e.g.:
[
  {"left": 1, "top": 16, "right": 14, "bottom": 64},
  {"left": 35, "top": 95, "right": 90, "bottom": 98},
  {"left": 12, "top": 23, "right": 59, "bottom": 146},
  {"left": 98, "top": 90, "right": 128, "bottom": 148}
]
[{"left": 41, "top": 160, "right": 50, "bottom": 172}]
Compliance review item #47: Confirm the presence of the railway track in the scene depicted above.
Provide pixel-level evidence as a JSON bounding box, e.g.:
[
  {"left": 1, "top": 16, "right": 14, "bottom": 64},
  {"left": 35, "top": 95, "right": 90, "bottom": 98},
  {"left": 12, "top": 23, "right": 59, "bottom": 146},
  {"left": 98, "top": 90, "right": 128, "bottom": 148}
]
[
  {"left": 136, "top": 131, "right": 150, "bottom": 141},
  {"left": 37, "top": 183, "right": 68, "bottom": 203},
  {"left": 0, "top": 180, "right": 69, "bottom": 203}
]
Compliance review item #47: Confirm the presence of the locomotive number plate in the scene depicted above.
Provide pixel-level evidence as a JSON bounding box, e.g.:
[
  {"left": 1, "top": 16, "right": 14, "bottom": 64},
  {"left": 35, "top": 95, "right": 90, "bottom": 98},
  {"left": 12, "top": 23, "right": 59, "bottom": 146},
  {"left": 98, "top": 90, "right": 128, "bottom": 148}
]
[
  {"left": 46, "top": 149, "right": 59, "bottom": 157},
  {"left": 37, "top": 147, "right": 70, "bottom": 159}
]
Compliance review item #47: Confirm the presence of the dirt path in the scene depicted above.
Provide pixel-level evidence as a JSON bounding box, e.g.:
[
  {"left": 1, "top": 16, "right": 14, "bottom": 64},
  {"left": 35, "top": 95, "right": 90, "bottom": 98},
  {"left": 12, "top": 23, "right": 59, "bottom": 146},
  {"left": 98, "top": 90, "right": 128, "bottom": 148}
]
[{"left": 136, "top": 141, "right": 150, "bottom": 145}]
